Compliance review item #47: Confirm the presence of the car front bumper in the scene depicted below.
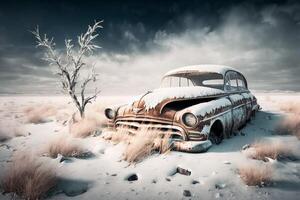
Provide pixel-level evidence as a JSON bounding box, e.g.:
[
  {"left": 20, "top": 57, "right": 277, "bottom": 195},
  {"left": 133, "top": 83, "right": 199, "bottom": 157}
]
[{"left": 172, "top": 140, "right": 212, "bottom": 153}]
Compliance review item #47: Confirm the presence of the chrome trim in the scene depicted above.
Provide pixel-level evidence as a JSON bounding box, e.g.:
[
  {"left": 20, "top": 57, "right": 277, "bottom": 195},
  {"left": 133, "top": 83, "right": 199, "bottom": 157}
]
[
  {"left": 115, "top": 121, "right": 188, "bottom": 140},
  {"left": 116, "top": 116, "right": 173, "bottom": 124}
]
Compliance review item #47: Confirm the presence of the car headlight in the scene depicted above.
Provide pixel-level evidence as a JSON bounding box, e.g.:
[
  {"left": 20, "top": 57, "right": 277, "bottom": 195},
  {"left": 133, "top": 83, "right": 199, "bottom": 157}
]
[
  {"left": 105, "top": 108, "right": 116, "bottom": 120},
  {"left": 182, "top": 113, "right": 197, "bottom": 127}
]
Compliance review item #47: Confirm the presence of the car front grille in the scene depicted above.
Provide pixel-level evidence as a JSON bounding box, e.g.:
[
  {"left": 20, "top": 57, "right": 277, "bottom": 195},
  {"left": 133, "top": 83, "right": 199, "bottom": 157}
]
[{"left": 115, "top": 118, "right": 187, "bottom": 140}]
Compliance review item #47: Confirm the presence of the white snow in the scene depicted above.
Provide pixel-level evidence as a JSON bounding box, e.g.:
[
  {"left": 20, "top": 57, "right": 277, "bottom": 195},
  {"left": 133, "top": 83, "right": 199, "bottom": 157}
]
[
  {"left": 0, "top": 93, "right": 300, "bottom": 200},
  {"left": 163, "top": 64, "right": 240, "bottom": 77},
  {"left": 229, "top": 94, "right": 245, "bottom": 102}
]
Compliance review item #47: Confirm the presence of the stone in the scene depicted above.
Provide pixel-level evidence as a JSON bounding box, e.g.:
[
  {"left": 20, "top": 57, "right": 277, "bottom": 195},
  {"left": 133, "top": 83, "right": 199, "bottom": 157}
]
[
  {"left": 177, "top": 167, "right": 191, "bottom": 176},
  {"left": 165, "top": 177, "right": 171, "bottom": 182},
  {"left": 126, "top": 173, "right": 138, "bottom": 181},
  {"left": 242, "top": 144, "right": 250, "bottom": 150},
  {"left": 183, "top": 190, "right": 192, "bottom": 197},
  {"left": 215, "top": 183, "right": 226, "bottom": 189}
]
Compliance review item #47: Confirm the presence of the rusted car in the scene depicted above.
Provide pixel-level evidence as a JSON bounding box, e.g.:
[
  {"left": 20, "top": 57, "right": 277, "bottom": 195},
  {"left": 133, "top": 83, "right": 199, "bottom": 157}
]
[{"left": 105, "top": 65, "right": 259, "bottom": 152}]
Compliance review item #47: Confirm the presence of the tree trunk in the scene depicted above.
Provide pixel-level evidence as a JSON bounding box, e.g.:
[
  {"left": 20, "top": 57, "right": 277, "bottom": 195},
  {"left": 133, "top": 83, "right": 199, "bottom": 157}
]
[{"left": 80, "top": 107, "right": 85, "bottom": 119}]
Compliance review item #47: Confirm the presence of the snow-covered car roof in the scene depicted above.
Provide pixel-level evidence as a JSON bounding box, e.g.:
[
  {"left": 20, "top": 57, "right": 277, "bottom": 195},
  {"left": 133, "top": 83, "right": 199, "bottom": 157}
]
[{"left": 164, "top": 65, "right": 239, "bottom": 77}]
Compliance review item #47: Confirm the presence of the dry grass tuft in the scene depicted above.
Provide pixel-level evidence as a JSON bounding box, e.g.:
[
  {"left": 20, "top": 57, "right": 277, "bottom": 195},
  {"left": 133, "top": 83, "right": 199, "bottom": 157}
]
[
  {"left": 24, "top": 105, "right": 57, "bottom": 124},
  {"left": 123, "top": 130, "right": 171, "bottom": 163},
  {"left": 248, "top": 141, "right": 293, "bottom": 161},
  {"left": 0, "top": 121, "right": 26, "bottom": 142},
  {"left": 103, "top": 127, "right": 173, "bottom": 163},
  {"left": 69, "top": 118, "right": 99, "bottom": 138},
  {"left": 1, "top": 153, "right": 57, "bottom": 200},
  {"left": 278, "top": 102, "right": 300, "bottom": 115},
  {"left": 55, "top": 109, "right": 72, "bottom": 124},
  {"left": 274, "top": 101, "right": 300, "bottom": 139},
  {"left": 46, "top": 137, "right": 85, "bottom": 158},
  {"left": 238, "top": 163, "right": 272, "bottom": 186},
  {"left": 85, "top": 108, "right": 109, "bottom": 128},
  {"left": 276, "top": 114, "right": 300, "bottom": 139},
  {"left": 102, "top": 127, "right": 133, "bottom": 144}
]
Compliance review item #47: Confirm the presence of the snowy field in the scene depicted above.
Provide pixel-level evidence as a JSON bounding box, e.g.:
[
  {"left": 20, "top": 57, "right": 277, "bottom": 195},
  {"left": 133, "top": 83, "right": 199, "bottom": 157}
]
[{"left": 0, "top": 93, "right": 300, "bottom": 200}]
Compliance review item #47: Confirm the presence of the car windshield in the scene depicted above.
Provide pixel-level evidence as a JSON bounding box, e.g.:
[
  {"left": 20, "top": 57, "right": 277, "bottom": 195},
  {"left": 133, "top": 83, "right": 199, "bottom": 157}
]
[{"left": 160, "top": 72, "right": 224, "bottom": 90}]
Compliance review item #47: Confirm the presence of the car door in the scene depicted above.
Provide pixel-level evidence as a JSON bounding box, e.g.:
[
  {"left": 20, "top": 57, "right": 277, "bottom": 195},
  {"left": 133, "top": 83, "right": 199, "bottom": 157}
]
[{"left": 225, "top": 71, "right": 247, "bottom": 132}]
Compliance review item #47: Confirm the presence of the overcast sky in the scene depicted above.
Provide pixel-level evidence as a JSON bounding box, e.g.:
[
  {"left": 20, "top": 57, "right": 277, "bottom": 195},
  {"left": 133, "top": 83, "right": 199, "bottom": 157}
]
[{"left": 0, "top": 0, "right": 300, "bottom": 95}]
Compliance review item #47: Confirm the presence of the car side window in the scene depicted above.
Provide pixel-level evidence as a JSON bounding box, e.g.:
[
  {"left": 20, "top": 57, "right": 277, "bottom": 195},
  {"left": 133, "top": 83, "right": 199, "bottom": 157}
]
[
  {"left": 237, "top": 74, "right": 247, "bottom": 91},
  {"left": 180, "top": 77, "right": 194, "bottom": 87},
  {"left": 225, "top": 71, "right": 239, "bottom": 92},
  {"left": 180, "top": 77, "right": 188, "bottom": 87},
  {"left": 171, "top": 76, "right": 180, "bottom": 87},
  {"left": 230, "top": 73, "right": 238, "bottom": 91},
  {"left": 224, "top": 74, "right": 231, "bottom": 91},
  {"left": 161, "top": 76, "right": 194, "bottom": 88}
]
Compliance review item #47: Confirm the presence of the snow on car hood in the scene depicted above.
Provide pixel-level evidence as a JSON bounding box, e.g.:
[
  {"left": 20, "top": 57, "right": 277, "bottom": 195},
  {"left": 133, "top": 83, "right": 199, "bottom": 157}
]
[{"left": 131, "top": 86, "right": 225, "bottom": 110}]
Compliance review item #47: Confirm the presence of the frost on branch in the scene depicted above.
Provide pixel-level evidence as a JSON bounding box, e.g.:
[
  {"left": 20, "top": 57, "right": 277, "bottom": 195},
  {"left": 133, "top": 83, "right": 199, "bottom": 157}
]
[{"left": 32, "top": 21, "right": 103, "bottom": 118}]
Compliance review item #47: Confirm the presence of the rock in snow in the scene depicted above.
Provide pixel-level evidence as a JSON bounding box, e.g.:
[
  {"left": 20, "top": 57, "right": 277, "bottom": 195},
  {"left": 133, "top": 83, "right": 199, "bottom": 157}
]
[
  {"left": 176, "top": 166, "right": 191, "bottom": 176},
  {"left": 242, "top": 144, "right": 250, "bottom": 150},
  {"left": 223, "top": 160, "right": 231, "bottom": 164},
  {"left": 215, "top": 183, "right": 226, "bottom": 189},
  {"left": 165, "top": 177, "right": 172, "bottom": 182},
  {"left": 125, "top": 173, "right": 138, "bottom": 182},
  {"left": 183, "top": 190, "right": 192, "bottom": 197}
]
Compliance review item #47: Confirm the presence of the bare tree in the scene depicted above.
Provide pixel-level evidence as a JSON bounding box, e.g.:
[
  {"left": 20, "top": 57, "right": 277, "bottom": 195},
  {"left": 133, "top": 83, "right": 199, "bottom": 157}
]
[{"left": 32, "top": 21, "right": 103, "bottom": 118}]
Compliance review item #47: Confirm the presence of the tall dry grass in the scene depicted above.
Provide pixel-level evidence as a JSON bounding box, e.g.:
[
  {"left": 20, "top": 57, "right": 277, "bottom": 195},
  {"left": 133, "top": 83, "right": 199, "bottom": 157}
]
[
  {"left": 123, "top": 128, "right": 172, "bottom": 163},
  {"left": 275, "top": 100, "right": 300, "bottom": 139},
  {"left": 102, "top": 127, "right": 132, "bottom": 144},
  {"left": 276, "top": 114, "right": 300, "bottom": 139},
  {"left": 103, "top": 127, "right": 173, "bottom": 163},
  {"left": 247, "top": 141, "right": 293, "bottom": 161},
  {"left": 278, "top": 101, "right": 300, "bottom": 115},
  {"left": 1, "top": 153, "right": 57, "bottom": 200},
  {"left": 45, "top": 137, "right": 85, "bottom": 158},
  {"left": 69, "top": 118, "right": 99, "bottom": 138},
  {"left": 238, "top": 163, "right": 272, "bottom": 186},
  {"left": 69, "top": 100, "right": 112, "bottom": 129},
  {"left": 0, "top": 121, "right": 26, "bottom": 142},
  {"left": 24, "top": 105, "right": 57, "bottom": 124}
]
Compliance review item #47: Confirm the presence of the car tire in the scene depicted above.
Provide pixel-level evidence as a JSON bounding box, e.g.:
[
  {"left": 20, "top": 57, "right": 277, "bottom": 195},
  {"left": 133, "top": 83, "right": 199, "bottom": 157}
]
[{"left": 209, "top": 129, "right": 223, "bottom": 145}]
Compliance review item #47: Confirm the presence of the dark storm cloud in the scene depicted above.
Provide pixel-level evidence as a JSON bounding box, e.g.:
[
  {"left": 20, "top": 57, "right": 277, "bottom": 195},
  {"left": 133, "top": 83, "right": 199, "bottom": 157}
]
[{"left": 0, "top": 0, "right": 299, "bottom": 94}]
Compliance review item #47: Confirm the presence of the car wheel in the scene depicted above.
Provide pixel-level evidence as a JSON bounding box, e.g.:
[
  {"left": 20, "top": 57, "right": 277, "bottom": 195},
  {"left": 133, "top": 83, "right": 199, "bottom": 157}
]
[{"left": 209, "top": 129, "right": 223, "bottom": 145}]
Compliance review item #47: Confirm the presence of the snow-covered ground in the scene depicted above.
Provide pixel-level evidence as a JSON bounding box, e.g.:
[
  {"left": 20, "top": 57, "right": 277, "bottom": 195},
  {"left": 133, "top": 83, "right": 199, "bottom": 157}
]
[{"left": 0, "top": 93, "right": 299, "bottom": 200}]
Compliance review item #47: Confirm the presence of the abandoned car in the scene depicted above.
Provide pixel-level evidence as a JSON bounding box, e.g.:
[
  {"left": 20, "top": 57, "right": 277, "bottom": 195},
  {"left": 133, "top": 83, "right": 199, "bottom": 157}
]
[{"left": 104, "top": 65, "right": 259, "bottom": 152}]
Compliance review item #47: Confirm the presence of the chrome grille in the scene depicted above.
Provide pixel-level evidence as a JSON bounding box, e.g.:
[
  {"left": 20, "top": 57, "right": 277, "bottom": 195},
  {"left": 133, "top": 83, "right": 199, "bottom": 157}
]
[{"left": 115, "top": 118, "right": 187, "bottom": 140}]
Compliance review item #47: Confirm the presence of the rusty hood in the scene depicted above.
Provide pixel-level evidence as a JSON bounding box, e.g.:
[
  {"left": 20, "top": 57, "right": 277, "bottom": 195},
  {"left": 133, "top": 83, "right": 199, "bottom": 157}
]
[{"left": 123, "top": 86, "right": 225, "bottom": 117}]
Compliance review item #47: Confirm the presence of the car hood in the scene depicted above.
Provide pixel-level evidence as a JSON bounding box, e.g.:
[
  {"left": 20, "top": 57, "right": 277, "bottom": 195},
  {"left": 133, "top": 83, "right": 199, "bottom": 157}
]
[
  {"left": 119, "top": 86, "right": 225, "bottom": 118},
  {"left": 135, "top": 86, "right": 225, "bottom": 110}
]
